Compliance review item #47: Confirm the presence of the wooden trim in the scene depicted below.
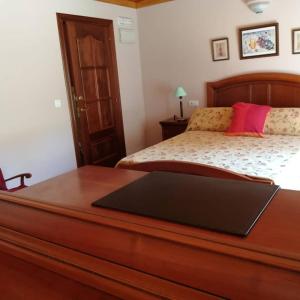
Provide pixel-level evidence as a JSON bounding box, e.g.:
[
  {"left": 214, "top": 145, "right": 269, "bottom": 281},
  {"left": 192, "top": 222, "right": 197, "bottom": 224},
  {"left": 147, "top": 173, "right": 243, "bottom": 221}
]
[
  {"left": 96, "top": 0, "right": 173, "bottom": 9},
  {"left": 0, "top": 226, "right": 215, "bottom": 300},
  {"left": 97, "top": 0, "right": 137, "bottom": 8},
  {"left": 136, "top": 0, "right": 173, "bottom": 8},
  {"left": 57, "top": 13, "right": 115, "bottom": 26},
  {"left": 206, "top": 72, "right": 300, "bottom": 107},
  {"left": 208, "top": 72, "right": 300, "bottom": 89},
  {"left": 56, "top": 14, "right": 82, "bottom": 165},
  {"left": 107, "top": 20, "right": 127, "bottom": 159}
]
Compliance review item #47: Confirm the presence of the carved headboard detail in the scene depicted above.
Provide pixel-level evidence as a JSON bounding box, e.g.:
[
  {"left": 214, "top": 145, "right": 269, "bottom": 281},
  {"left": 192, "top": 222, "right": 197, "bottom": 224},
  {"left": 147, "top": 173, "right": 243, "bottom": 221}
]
[{"left": 207, "top": 73, "right": 300, "bottom": 107}]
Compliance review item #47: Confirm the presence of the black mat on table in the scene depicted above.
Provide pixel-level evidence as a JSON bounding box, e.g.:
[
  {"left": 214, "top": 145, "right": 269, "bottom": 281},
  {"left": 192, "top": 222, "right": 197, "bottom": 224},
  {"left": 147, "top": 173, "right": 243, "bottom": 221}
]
[{"left": 92, "top": 172, "right": 279, "bottom": 237}]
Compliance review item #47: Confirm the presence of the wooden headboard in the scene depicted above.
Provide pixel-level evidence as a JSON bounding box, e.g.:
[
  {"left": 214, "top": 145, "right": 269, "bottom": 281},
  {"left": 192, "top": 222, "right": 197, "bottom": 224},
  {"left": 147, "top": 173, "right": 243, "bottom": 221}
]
[{"left": 207, "top": 73, "right": 300, "bottom": 107}]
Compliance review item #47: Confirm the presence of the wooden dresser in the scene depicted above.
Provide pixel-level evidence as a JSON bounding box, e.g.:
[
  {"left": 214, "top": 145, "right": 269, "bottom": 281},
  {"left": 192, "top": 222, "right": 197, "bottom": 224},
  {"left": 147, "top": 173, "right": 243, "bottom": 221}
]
[{"left": 0, "top": 166, "right": 298, "bottom": 299}]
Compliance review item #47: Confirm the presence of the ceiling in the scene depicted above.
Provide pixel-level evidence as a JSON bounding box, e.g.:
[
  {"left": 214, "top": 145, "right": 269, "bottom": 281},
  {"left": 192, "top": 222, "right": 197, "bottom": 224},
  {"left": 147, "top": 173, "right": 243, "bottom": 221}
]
[{"left": 97, "top": 0, "right": 173, "bottom": 9}]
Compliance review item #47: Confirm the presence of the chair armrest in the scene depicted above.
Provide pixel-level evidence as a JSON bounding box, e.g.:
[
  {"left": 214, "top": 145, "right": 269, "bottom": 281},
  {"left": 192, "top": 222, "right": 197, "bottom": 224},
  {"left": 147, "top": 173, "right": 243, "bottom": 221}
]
[{"left": 5, "top": 173, "right": 32, "bottom": 187}]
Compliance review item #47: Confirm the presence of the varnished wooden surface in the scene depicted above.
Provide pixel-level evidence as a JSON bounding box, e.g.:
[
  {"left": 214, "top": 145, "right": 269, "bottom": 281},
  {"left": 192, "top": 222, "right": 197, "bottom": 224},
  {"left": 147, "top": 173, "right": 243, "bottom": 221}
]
[
  {"left": 14, "top": 166, "right": 300, "bottom": 257},
  {"left": 0, "top": 251, "right": 118, "bottom": 300},
  {"left": 97, "top": 0, "right": 173, "bottom": 9},
  {"left": 0, "top": 166, "right": 299, "bottom": 299},
  {"left": 118, "top": 160, "right": 274, "bottom": 184},
  {"left": 207, "top": 72, "right": 300, "bottom": 107},
  {"left": 14, "top": 166, "right": 300, "bottom": 262}
]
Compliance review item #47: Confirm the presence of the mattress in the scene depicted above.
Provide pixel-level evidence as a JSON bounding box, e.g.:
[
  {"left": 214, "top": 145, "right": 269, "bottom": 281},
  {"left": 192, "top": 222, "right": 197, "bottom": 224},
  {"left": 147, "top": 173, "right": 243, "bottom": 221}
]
[{"left": 117, "top": 131, "right": 300, "bottom": 190}]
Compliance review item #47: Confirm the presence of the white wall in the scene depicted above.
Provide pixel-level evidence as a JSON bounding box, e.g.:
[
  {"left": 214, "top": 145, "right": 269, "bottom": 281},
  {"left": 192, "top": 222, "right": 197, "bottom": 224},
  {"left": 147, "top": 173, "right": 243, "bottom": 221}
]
[
  {"left": 138, "top": 0, "right": 300, "bottom": 146},
  {"left": 2, "top": 0, "right": 300, "bottom": 186},
  {"left": 0, "top": 0, "right": 145, "bottom": 186}
]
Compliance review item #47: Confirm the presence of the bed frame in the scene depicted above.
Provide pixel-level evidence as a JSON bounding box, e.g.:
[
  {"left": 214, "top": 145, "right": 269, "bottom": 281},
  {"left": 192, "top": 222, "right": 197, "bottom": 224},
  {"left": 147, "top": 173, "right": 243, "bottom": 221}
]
[
  {"left": 119, "top": 72, "right": 300, "bottom": 182},
  {"left": 118, "top": 160, "right": 274, "bottom": 184},
  {"left": 207, "top": 72, "right": 300, "bottom": 107}
]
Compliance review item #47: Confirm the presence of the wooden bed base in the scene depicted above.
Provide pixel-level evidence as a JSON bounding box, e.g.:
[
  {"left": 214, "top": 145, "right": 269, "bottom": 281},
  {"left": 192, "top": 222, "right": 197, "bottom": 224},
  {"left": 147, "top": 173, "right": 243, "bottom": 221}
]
[
  {"left": 118, "top": 160, "right": 274, "bottom": 185},
  {"left": 118, "top": 72, "right": 300, "bottom": 182}
]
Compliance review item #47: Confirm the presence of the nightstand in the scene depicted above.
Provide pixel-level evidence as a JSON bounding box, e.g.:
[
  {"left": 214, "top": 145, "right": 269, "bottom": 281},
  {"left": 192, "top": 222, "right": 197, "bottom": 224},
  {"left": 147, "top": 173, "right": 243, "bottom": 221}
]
[{"left": 159, "top": 118, "right": 188, "bottom": 140}]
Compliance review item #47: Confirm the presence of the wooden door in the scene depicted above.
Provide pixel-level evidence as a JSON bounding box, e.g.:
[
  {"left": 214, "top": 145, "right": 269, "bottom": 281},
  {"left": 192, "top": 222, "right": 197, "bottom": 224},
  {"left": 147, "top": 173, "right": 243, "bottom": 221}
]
[{"left": 57, "top": 14, "right": 126, "bottom": 167}]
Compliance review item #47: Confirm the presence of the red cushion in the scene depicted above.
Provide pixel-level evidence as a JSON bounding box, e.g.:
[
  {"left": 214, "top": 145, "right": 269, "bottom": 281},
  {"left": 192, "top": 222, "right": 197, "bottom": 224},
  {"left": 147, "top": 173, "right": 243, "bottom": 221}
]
[{"left": 226, "top": 102, "right": 271, "bottom": 137}]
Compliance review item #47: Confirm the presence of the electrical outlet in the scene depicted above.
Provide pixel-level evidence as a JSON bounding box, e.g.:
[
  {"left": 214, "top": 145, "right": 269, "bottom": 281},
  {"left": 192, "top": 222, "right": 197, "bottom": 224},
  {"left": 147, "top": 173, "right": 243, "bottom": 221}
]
[{"left": 188, "top": 100, "right": 199, "bottom": 107}]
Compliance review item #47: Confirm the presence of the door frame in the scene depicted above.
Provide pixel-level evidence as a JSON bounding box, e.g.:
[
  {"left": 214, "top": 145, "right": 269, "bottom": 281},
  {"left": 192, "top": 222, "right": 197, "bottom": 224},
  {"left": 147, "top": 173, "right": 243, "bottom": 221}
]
[{"left": 56, "top": 13, "right": 126, "bottom": 167}]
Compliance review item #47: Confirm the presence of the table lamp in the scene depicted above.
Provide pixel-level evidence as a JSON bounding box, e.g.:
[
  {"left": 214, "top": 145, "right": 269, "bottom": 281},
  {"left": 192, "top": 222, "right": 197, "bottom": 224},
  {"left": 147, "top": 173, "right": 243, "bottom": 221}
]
[{"left": 175, "top": 86, "right": 187, "bottom": 121}]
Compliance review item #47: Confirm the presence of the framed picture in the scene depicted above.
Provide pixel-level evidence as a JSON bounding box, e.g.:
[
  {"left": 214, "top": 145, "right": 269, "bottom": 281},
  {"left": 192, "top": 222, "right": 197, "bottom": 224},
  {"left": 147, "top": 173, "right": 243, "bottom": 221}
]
[
  {"left": 292, "top": 28, "right": 300, "bottom": 54},
  {"left": 239, "top": 23, "right": 279, "bottom": 59},
  {"left": 211, "top": 38, "right": 229, "bottom": 61}
]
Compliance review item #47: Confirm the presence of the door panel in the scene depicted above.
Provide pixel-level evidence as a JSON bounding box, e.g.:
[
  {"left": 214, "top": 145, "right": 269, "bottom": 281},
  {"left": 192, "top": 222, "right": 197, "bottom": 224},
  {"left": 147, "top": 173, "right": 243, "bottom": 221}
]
[
  {"left": 91, "top": 136, "right": 118, "bottom": 166},
  {"left": 86, "top": 102, "right": 102, "bottom": 134},
  {"left": 57, "top": 14, "right": 126, "bottom": 167}
]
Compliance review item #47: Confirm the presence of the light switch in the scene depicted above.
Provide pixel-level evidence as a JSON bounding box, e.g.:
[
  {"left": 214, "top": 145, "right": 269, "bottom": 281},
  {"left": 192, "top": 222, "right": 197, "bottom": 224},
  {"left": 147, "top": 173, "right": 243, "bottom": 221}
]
[
  {"left": 54, "top": 99, "right": 62, "bottom": 108},
  {"left": 188, "top": 100, "right": 199, "bottom": 107}
]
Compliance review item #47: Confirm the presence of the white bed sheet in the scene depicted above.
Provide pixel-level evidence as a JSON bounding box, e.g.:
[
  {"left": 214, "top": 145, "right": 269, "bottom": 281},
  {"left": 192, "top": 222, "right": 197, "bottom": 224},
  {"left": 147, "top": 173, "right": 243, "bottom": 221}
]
[{"left": 118, "top": 131, "right": 300, "bottom": 190}]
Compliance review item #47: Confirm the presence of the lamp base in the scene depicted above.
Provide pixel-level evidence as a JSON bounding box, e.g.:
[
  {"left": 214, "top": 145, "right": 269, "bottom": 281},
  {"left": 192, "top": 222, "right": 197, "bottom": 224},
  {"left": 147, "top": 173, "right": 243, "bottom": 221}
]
[{"left": 174, "top": 115, "right": 187, "bottom": 122}]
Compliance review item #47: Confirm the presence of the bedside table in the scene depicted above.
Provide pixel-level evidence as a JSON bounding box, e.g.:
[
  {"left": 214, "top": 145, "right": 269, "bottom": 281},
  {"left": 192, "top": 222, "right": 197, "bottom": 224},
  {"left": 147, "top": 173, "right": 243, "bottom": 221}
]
[{"left": 159, "top": 118, "right": 188, "bottom": 140}]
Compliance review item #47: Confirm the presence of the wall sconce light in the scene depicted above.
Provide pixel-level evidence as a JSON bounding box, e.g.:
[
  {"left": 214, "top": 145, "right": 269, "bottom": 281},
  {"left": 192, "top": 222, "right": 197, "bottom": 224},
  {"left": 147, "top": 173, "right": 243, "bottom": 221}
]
[
  {"left": 244, "top": 0, "right": 272, "bottom": 14},
  {"left": 175, "top": 86, "right": 187, "bottom": 121}
]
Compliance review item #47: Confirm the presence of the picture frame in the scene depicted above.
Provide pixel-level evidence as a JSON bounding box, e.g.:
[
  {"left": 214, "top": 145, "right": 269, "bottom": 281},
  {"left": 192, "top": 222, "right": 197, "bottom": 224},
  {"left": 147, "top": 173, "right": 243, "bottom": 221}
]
[
  {"left": 292, "top": 28, "right": 300, "bottom": 54},
  {"left": 211, "top": 38, "right": 230, "bottom": 61},
  {"left": 239, "top": 23, "right": 279, "bottom": 59}
]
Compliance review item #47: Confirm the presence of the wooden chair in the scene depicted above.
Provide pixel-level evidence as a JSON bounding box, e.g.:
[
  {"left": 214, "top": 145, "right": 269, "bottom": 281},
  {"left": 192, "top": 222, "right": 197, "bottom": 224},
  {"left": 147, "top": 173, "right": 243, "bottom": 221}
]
[
  {"left": 118, "top": 160, "right": 274, "bottom": 185},
  {"left": 0, "top": 168, "right": 32, "bottom": 192}
]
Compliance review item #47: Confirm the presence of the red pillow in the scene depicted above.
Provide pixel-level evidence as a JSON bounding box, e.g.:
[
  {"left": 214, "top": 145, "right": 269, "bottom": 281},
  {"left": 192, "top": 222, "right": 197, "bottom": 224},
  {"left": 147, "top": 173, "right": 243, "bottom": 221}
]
[{"left": 226, "top": 102, "right": 271, "bottom": 137}]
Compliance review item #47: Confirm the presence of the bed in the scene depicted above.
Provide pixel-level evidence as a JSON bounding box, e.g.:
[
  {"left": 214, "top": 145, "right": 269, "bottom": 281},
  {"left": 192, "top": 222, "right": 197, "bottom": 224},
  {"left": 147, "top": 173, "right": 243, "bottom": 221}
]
[{"left": 117, "top": 73, "right": 300, "bottom": 190}]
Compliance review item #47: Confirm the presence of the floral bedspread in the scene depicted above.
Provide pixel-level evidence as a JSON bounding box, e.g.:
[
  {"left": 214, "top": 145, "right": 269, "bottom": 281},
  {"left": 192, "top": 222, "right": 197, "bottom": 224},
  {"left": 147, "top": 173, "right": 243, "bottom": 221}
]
[{"left": 117, "top": 131, "right": 300, "bottom": 190}]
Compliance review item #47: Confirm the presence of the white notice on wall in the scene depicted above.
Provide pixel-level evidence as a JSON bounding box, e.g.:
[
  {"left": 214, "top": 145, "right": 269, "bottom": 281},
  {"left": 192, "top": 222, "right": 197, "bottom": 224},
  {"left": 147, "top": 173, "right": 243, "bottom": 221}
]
[
  {"left": 117, "top": 16, "right": 134, "bottom": 29},
  {"left": 119, "top": 28, "right": 136, "bottom": 44}
]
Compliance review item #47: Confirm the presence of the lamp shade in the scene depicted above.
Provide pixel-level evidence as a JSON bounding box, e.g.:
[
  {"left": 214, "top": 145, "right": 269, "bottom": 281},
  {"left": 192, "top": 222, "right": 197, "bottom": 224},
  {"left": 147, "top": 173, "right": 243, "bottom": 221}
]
[
  {"left": 175, "top": 86, "right": 187, "bottom": 99},
  {"left": 244, "top": 0, "right": 271, "bottom": 14}
]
